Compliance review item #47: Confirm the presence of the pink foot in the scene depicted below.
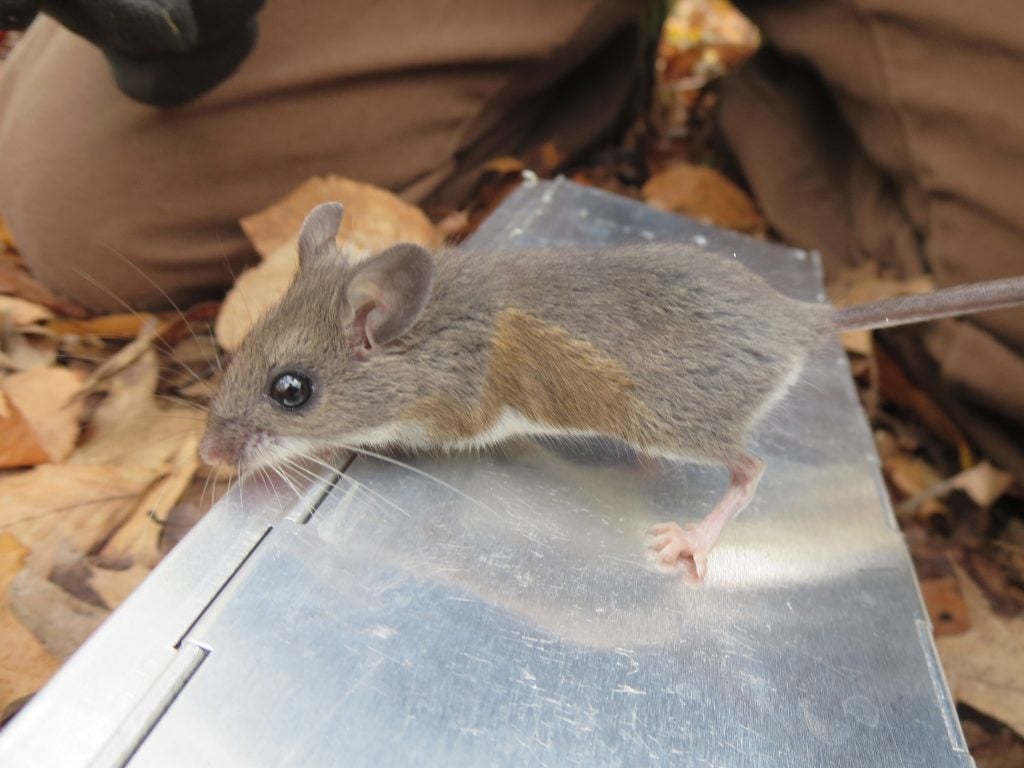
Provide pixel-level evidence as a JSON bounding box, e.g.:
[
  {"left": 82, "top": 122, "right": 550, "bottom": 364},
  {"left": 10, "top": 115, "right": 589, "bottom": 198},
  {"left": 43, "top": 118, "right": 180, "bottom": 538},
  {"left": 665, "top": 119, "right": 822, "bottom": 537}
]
[{"left": 647, "top": 521, "right": 710, "bottom": 582}]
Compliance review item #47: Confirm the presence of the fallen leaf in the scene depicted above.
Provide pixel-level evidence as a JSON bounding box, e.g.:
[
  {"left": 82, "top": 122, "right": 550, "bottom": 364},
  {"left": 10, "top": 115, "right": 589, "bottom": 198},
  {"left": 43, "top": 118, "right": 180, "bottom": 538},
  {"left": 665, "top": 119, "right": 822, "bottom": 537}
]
[
  {"left": 46, "top": 313, "right": 154, "bottom": 339},
  {"left": 0, "top": 464, "right": 159, "bottom": 576},
  {"left": 827, "top": 263, "right": 934, "bottom": 309},
  {"left": 879, "top": 443, "right": 944, "bottom": 499},
  {"left": 964, "top": 550, "right": 1024, "bottom": 617},
  {"left": 0, "top": 391, "right": 50, "bottom": 467},
  {"left": 662, "top": 0, "right": 759, "bottom": 48},
  {"left": 2, "top": 330, "right": 58, "bottom": 371},
  {"left": 482, "top": 157, "right": 526, "bottom": 174},
  {"left": 0, "top": 216, "right": 12, "bottom": 248},
  {"left": 961, "top": 713, "right": 1024, "bottom": 768},
  {"left": 433, "top": 210, "right": 471, "bottom": 242},
  {"left": 217, "top": 175, "right": 441, "bottom": 350},
  {"left": 239, "top": 174, "right": 440, "bottom": 260},
  {"left": 642, "top": 164, "right": 764, "bottom": 234},
  {"left": 951, "top": 462, "right": 1014, "bottom": 509},
  {"left": 70, "top": 317, "right": 159, "bottom": 402},
  {"left": 937, "top": 566, "right": 1024, "bottom": 737},
  {"left": 0, "top": 534, "right": 60, "bottom": 715},
  {"left": 875, "top": 344, "right": 973, "bottom": 465},
  {"left": 89, "top": 563, "right": 152, "bottom": 611},
  {"left": 0, "top": 295, "right": 52, "bottom": 326},
  {"left": 101, "top": 431, "right": 201, "bottom": 568},
  {"left": 839, "top": 329, "right": 872, "bottom": 357},
  {"left": 49, "top": 544, "right": 106, "bottom": 609},
  {"left": 8, "top": 568, "right": 108, "bottom": 660},
  {"left": 0, "top": 252, "right": 88, "bottom": 319},
  {"left": 70, "top": 350, "right": 205, "bottom": 470},
  {"left": 0, "top": 367, "right": 85, "bottom": 467},
  {"left": 920, "top": 575, "right": 972, "bottom": 636},
  {"left": 158, "top": 499, "right": 209, "bottom": 556}
]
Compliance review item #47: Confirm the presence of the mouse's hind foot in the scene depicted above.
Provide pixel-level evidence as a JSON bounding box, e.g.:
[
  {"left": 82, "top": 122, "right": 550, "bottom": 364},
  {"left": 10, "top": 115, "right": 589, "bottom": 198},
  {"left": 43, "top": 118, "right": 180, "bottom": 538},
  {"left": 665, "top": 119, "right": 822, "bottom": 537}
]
[
  {"left": 647, "top": 521, "right": 710, "bottom": 582},
  {"left": 646, "top": 451, "right": 765, "bottom": 582}
]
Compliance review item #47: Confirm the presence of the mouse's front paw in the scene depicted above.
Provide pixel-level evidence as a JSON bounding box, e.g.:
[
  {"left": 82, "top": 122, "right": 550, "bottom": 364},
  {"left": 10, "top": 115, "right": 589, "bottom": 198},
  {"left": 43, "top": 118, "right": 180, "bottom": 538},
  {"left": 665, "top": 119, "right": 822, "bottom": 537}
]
[{"left": 647, "top": 521, "right": 709, "bottom": 582}]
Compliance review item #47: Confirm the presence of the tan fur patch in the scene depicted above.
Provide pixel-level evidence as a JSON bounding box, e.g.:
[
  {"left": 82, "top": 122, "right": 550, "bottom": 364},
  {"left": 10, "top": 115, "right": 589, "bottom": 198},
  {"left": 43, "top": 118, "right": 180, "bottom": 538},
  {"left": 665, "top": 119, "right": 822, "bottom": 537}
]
[{"left": 405, "top": 308, "right": 672, "bottom": 449}]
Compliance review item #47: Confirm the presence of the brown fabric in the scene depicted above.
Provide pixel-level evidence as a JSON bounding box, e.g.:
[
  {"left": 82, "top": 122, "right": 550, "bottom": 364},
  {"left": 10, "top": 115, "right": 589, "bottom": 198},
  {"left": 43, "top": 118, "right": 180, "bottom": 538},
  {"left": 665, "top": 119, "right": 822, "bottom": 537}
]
[
  {"left": 0, "top": 0, "right": 651, "bottom": 311},
  {"left": 719, "top": 0, "right": 1024, "bottom": 479}
]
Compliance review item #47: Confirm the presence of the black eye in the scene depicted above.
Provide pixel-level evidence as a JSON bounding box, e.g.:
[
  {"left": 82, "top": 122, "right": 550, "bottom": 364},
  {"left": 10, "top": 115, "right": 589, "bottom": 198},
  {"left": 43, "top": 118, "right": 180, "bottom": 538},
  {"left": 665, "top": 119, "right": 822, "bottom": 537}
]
[{"left": 269, "top": 372, "right": 313, "bottom": 408}]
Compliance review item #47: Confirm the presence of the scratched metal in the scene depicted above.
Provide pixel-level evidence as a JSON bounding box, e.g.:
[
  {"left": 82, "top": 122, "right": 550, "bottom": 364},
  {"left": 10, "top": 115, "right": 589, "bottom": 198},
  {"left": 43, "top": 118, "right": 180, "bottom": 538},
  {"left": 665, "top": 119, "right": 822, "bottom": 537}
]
[
  {"left": 0, "top": 465, "right": 334, "bottom": 768},
  {"left": 0, "top": 179, "right": 971, "bottom": 768}
]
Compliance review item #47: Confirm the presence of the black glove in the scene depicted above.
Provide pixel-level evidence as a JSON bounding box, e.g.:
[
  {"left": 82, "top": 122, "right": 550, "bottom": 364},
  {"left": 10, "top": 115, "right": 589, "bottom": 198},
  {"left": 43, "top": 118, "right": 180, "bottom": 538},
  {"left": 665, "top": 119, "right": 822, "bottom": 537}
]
[{"left": 0, "top": 1, "right": 265, "bottom": 107}]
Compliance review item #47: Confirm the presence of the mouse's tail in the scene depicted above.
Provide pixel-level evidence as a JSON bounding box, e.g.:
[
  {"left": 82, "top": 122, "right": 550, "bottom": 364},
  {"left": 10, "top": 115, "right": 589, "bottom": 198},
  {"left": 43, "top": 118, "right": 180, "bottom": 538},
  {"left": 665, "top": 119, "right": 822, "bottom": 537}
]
[{"left": 831, "top": 275, "right": 1024, "bottom": 332}]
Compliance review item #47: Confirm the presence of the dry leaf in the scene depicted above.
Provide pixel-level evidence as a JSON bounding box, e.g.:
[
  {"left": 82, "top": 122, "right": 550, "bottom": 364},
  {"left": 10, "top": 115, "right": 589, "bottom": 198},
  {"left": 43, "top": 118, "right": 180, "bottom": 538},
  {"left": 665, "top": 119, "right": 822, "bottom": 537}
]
[
  {"left": 0, "top": 464, "right": 159, "bottom": 576},
  {"left": 642, "top": 164, "right": 764, "bottom": 234},
  {"left": 839, "top": 329, "right": 872, "bottom": 357},
  {"left": 921, "top": 576, "right": 972, "bottom": 636},
  {"left": 0, "top": 534, "right": 60, "bottom": 715},
  {"left": 951, "top": 462, "right": 1014, "bottom": 509},
  {"left": 0, "top": 367, "right": 85, "bottom": 467},
  {"left": 0, "top": 295, "right": 52, "bottom": 326},
  {"left": 213, "top": 244, "right": 299, "bottom": 352},
  {"left": 240, "top": 175, "right": 439, "bottom": 259},
  {"left": 217, "top": 175, "right": 440, "bottom": 350},
  {"left": 827, "top": 263, "right": 934, "bottom": 309},
  {"left": 875, "top": 344, "right": 973, "bottom": 464},
  {"left": 101, "top": 431, "right": 201, "bottom": 568},
  {"left": 0, "top": 216, "right": 12, "bottom": 249},
  {"left": 877, "top": 443, "right": 944, "bottom": 499},
  {"left": 0, "top": 391, "right": 50, "bottom": 467},
  {"left": 89, "top": 563, "right": 152, "bottom": 611},
  {"left": 482, "top": 157, "right": 526, "bottom": 174},
  {"left": 8, "top": 569, "right": 108, "bottom": 660},
  {"left": 937, "top": 566, "right": 1024, "bottom": 737},
  {"left": 46, "top": 313, "right": 154, "bottom": 339},
  {"left": 0, "top": 252, "right": 88, "bottom": 319},
  {"left": 2, "top": 331, "right": 58, "bottom": 371},
  {"left": 71, "top": 317, "right": 159, "bottom": 401},
  {"left": 49, "top": 544, "right": 106, "bottom": 608},
  {"left": 70, "top": 350, "right": 205, "bottom": 470}
]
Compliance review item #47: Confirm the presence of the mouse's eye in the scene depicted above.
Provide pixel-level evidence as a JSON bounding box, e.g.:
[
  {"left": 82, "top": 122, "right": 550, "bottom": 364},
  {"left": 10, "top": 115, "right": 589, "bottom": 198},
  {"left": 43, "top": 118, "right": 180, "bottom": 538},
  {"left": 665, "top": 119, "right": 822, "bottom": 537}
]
[{"left": 269, "top": 372, "right": 313, "bottom": 408}]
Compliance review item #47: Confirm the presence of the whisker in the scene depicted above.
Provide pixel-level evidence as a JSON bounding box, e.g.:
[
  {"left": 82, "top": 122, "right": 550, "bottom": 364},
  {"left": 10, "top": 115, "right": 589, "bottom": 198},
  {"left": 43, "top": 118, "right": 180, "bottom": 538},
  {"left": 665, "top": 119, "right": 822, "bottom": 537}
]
[
  {"left": 103, "top": 245, "right": 224, "bottom": 376},
  {"left": 73, "top": 267, "right": 208, "bottom": 387},
  {"left": 218, "top": 234, "right": 256, "bottom": 333},
  {"left": 154, "top": 394, "right": 210, "bottom": 414},
  {"left": 284, "top": 455, "right": 410, "bottom": 519},
  {"left": 260, "top": 464, "right": 285, "bottom": 513},
  {"left": 57, "top": 349, "right": 202, "bottom": 380},
  {"left": 268, "top": 463, "right": 315, "bottom": 519},
  {"left": 337, "top": 442, "right": 500, "bottom": 515}
]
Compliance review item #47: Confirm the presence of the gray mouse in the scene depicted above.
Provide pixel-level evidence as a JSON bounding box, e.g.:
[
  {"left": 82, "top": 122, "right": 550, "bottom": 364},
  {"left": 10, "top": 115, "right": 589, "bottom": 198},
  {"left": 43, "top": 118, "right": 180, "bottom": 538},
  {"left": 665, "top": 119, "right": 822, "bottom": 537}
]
[{"left": 200, "top": 202, "right": 1024, "bottom": 581}]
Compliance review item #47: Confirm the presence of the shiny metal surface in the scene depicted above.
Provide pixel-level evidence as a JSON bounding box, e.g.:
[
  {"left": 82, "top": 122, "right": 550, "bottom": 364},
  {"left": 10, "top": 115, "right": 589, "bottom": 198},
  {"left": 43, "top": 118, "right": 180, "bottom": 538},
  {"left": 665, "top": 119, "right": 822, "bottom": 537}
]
[
  {"left": 0, "top": 466, "right": 334, "bottom": 768},
  {"left": 0, "top": 179, "right": 971, "bottom": 767}
]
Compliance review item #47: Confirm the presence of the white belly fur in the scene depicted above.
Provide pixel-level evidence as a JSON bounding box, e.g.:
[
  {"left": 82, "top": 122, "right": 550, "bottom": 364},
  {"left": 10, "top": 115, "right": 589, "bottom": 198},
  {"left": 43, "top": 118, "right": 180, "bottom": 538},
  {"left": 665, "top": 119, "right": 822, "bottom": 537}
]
[{"left": 344, "top": 407, "right": 601, "bottom": 453}]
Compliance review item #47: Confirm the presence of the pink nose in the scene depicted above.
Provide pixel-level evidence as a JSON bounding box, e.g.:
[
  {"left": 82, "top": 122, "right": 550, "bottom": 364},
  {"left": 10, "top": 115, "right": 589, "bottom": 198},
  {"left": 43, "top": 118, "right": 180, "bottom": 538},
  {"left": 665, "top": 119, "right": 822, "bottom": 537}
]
[{"left": 199, "top": 433, "right": 236, "bottom": 467}]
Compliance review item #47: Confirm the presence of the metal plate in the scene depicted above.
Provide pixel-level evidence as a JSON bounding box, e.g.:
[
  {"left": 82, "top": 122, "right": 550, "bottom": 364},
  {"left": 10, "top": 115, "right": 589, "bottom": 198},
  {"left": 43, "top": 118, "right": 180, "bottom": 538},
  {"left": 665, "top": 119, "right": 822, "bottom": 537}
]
[{"left": 0, "top": 179, "right": 972, "bottom": 768}]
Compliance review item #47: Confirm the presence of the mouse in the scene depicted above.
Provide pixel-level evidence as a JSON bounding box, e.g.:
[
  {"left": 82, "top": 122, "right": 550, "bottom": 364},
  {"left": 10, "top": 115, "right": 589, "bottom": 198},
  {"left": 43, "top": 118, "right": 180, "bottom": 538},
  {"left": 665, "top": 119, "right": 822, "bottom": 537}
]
[{"left": 200, "top": 201, "right": 1024, "bottom": 581}]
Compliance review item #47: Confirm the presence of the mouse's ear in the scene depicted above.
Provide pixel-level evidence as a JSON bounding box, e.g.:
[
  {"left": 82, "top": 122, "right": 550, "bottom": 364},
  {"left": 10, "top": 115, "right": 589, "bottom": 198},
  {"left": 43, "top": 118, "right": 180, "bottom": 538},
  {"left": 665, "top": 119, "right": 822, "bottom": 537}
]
[
  {"left": 345, "top": 243, "right": 435, "bottom": 355},
  {"left": 298, "top": 202, "right": 345, "bottom": 268}
]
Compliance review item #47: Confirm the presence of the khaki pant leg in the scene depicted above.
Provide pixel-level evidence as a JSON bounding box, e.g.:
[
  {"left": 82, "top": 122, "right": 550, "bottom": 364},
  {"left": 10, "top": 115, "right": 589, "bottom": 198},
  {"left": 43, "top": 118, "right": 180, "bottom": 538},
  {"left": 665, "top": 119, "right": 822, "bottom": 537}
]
[
  {"left": 0, "top": 0, "right": 651, "bottom": 311},
  {"left": 720, "top": 0, "right": 1024, "bottom": 477}
]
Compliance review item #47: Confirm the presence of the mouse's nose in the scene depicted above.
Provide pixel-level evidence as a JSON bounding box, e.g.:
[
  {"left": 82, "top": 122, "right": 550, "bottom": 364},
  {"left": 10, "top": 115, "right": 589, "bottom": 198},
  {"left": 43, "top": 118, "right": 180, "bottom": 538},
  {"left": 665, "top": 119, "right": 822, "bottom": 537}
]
[{"left": 198, "top": 422, "right": 241, "bottom": 467}]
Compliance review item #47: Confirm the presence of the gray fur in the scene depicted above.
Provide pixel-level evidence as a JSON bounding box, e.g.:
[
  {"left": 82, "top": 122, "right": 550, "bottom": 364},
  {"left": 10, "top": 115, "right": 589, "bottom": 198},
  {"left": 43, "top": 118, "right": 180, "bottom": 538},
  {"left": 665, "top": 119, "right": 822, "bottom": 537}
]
[
  {"left": 202, "top": 236, "right": 832, "bottom": 469},
  {"left": 298, "top": 202, "right": 345, "bottom": 269},
  {"left": 346, "top": 243, "right": 436, "bottom": 351}
]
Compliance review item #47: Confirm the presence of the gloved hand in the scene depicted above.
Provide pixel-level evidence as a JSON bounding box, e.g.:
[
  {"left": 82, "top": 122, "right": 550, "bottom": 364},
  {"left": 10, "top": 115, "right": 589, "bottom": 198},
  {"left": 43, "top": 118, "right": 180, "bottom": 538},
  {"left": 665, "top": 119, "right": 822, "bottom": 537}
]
[{"left": 0, "top": 1, "right": 265, "bottom": 107}]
